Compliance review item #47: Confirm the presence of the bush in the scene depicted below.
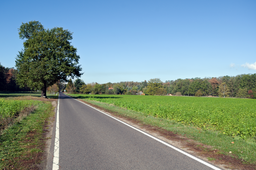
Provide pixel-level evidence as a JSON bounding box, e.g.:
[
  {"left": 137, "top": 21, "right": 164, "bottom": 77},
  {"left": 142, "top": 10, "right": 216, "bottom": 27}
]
[
  {"left": 175, "top": 92, "right": 182, "bottom": 96},
  {"left": 195, "top": 90, "right": 203, "bottom": 97}
]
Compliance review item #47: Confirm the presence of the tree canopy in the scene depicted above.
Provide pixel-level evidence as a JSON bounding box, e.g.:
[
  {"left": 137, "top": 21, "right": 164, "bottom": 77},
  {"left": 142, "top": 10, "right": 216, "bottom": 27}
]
[{"left": 15, "top": 21, "right": 82, "bottom": 97}]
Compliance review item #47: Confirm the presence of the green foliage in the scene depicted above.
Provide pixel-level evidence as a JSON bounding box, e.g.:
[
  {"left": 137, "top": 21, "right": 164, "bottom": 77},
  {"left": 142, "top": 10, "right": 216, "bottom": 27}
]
[
  {"left": 175, "top": 92, "right": 182, "bottom": 96},
  {"left": 80, "top": 84, "right": 93, "bottom": 94},
  {"left": 146, "top": 78, "right": 163, "bottom": 95},
  {"left": 74, "top": 79, "right": 85, "bottom": 93},
  {"left": 66, "top": 79, "right": 75, "bottom": 93},
  {"left": 236, "top": 88, "right": 248, "bottom": 98},
  {"left": 0, "top": 100, "right": 53, "bottom": 169},
  {"left": 195, "top": 90, "right": 202, "bottom": 97},
  {"left": 0, "top": 99, "right": 39, "bottom": 118},
  {"left": 16, "top": 21, "right": 82, "bottom": 97},
  {"left": 93, "top": 84, "right": 102, "bottom": 94},
  {"left": 71, "top": 94, "right": 256, "bottom": 139},
  {"left": 0, "top": 65, "right": 6, "bottom": 91},
  {"left": 218, "top": 82, "right": 230, "bottom": 97}
]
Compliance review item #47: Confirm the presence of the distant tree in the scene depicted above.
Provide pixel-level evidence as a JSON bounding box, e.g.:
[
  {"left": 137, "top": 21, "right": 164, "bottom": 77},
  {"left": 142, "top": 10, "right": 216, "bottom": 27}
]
[
  {"left": 85, "top": 84, "right": 93, "bottom": 94},
  {"left": 155, "top": 88, "right": 167, "bottom": 95},
  {"left": 0, "top": 64, "right": 6, "bottom": 91},
  {"left": 175, "top": 92, "right": 182, "bottom": 96},
  {"left": 47, "top": 83, "right": 59, "bottom": 94},
  {"left": 140, "top": 80, "right": 148, "bottom": 91},
  {"left": 248, "top": 88, "right": 256, "bottom": 99},
  {"left": 80, "top": 84, "right": 87, "bottom": 94},
  {"left": 16, "top": 21, "right": 82, "bottom": 97},
  {"left": 100, "top": 84, "right": 106, "bottom": 94},
  {"left": 209, "top": 78, "right": 219, "bottom": 96},
  {"left": 146, "top": 78, "right": 163, "bottom": 95},
  {"left": 74, "top": 79, "right": 85, "bottom": 93},
  {"left": 236, "top": 88, "right": 247, "bottom": 98},
  {"left": 113, "top": 84, "right": 126, "bottom": 94},
  {"left": 130, "top": 86, "right": 138, "bottom": 95},
  {"left": 93, "top": 83, "right": 102, "bottom": 94},
  {"left": 195, "top": 90, "right": 203, "bottom": 97},
  {"left": 66, "top": 79, "right": 75, "bottom": 93},
  {"left": 218, "top": 82, "right": 230, "bottom": 97}
]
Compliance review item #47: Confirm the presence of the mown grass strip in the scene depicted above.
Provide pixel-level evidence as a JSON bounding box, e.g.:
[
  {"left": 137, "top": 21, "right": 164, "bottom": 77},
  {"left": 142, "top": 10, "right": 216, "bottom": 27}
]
[
  {"left": 78, "top": 98, "right": 256, "bottom": 165},
  {"left": 0, "top": 100, "right": 54, "bottom": 169}
]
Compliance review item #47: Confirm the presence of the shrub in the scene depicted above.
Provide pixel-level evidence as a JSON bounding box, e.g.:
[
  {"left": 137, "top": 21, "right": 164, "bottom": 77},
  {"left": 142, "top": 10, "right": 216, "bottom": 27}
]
[{"left": 195, "top": 90, "right": 203, "bottom": 97}]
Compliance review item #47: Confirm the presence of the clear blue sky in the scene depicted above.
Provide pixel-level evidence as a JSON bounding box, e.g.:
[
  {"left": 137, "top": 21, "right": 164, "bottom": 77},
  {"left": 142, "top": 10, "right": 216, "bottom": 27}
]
[{"left": 1, "top": 0, "right": 255, "bottom": 84}]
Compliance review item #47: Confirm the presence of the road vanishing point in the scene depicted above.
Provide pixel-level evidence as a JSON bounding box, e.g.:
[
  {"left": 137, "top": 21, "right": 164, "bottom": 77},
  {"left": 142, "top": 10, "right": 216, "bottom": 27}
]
[{"left": 49, "top": 93, "right": 221, "bottom": 170}]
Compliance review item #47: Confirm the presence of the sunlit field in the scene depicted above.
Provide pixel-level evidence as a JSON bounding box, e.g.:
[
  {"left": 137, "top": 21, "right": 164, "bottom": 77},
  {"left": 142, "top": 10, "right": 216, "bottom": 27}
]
[{"left": 70, "top": 94, "right": 256, "bottom": 139}]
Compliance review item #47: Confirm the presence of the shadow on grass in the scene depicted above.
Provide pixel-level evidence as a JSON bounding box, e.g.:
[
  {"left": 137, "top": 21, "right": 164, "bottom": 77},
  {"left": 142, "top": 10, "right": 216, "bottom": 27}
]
[
  {"left": 0, "top": 92, "right": 41, "bottom": 98},
  {"left": 0, "top": 92, "right": 58, "bottom": 99}
]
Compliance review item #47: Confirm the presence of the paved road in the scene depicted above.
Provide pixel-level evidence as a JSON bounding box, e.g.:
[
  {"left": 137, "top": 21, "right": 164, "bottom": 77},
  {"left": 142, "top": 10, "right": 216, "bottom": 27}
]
[{"left": 54, "top": 93, "right": 217, "bottom": 169}]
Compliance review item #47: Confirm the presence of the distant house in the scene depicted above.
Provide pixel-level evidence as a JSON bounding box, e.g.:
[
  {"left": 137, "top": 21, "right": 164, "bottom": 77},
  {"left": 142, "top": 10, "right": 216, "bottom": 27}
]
[
  {"left": 137, "top": 91, "right": 145, "bottom": 95},
  {"left": 168, "top": 94, "right": 173, "bottom": 96},
  {"left": 108, "top": 87, "right": 114, "bottom": 90}
]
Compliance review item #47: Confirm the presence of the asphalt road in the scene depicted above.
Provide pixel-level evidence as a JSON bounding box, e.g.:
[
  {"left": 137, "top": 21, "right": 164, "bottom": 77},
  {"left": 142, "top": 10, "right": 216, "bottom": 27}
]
[{"left": 54, "top": 92, "right": 217, "bottom": 170}]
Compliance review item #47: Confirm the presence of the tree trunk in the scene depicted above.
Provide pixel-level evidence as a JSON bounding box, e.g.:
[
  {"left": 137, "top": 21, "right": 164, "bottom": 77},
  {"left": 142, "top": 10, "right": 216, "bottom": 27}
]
[{"left": 41, "top": 81, "right": 47, "bottom": 98}]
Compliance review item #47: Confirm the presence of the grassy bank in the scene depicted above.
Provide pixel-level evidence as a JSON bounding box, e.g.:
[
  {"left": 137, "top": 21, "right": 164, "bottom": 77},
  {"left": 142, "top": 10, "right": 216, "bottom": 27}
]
[
  {"left": 69, "top": 94, "right": 256, "bottom": 165},
  {"left": 0, "top": 98, "right": 55, "bottom": 169}
]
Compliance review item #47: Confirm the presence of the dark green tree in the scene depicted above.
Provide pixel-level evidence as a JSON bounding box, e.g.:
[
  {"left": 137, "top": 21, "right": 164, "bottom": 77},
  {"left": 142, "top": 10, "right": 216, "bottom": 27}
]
[
  {"left": 74, "top": 79, "right": 85, "bottom": 93},
  {"left": 15, "top": 21, "right": 82, "bottom": 97},
  {"left": 0, "top": 64, "right": 6, "bottom": 91},
  {"left": 93, "top": 83, "right": 102, "bottom": 94}
]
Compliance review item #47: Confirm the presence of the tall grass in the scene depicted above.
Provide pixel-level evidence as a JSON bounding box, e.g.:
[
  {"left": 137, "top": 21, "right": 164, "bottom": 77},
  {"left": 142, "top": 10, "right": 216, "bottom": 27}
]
[{"left": 0, "top": 99, "right": 40, "bottom": 132}]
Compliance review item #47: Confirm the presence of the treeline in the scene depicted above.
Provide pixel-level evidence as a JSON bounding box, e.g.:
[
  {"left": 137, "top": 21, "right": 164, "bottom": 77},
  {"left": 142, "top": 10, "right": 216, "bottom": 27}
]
[
  {"left": 65, "top": 74, "right": 256, "bottom": 99},
  {"left": 0, "top": 64, "right": 31, "bottom": 92}
]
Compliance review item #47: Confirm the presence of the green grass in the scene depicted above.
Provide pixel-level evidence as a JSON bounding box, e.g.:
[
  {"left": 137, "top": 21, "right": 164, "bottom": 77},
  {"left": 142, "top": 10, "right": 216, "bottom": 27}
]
[
  {"left": 0, "top": 99, "right": 54, "bottom": 169},
  {"left": 0, "top": 98, "right": 40, "bottom": 118},
  {"left": 69, "top": 94, "right": 256, "bottom": 164}
]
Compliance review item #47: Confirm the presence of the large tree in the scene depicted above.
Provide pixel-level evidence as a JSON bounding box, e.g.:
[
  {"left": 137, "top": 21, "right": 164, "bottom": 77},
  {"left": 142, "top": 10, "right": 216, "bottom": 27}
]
[{"left": 15, "top": 21, "right": 82, "bottom": 97}]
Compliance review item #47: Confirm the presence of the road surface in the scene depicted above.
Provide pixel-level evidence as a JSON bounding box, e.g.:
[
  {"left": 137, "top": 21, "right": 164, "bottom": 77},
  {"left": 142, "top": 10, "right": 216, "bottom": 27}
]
[{"left": 50, "top": 93, "right": 219, "bottom": 170}]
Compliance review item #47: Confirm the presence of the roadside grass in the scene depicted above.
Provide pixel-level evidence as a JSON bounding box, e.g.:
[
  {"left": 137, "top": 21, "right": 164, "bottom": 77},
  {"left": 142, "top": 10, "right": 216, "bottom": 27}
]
[
  {"left": 0, "top": 92, "right": 59, "bottom": 99},
  {"left": 78, "top": 98, "right": 256, "bottom": 165},
  {"left": 0, "top": 99, "right": 54, "bottom": 169}
]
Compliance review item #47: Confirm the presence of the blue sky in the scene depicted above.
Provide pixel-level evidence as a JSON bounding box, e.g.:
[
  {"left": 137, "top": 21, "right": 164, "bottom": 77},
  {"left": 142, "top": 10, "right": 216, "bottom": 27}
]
[{"left": 0, "top": 0, "right": 255, "bottom": 84}]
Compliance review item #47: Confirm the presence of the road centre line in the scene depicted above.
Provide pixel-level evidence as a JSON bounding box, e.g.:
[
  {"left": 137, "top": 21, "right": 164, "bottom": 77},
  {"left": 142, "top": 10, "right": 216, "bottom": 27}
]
[
  {"left": 52, "top": 97, "right": 60, "bottom": 170},
  {"left": 75, "top": 98, "right": 221, "bottom": 170}
]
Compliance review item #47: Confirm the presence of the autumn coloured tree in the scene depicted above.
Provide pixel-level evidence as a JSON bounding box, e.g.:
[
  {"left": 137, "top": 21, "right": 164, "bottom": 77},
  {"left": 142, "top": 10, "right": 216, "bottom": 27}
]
[{"left": 15, "top": 21, "right": 82, "bottom": 97}]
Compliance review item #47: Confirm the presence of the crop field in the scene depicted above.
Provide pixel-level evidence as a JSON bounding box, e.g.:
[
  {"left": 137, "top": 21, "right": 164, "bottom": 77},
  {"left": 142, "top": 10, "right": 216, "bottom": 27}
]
[
  {"left": 0, "top": 99, "right": 40, "bottom": 118},
  {"left": 71, "top": 94, "right": 256, "bottom": 139},
  {"left": 0, "top": 98, "right": 41, "bottom": 133}
]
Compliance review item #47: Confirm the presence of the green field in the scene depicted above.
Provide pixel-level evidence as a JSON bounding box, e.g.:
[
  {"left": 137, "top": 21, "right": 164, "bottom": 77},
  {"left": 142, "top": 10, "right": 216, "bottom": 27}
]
[
  {"left": 70, "top": 94, "right": 256, "bottom": 139},
  {"left": 0, "top": 98, "right": 40, "bottom": 118},
  {"left": 0, "top": 94, "right": 55, "bottom": 169}
]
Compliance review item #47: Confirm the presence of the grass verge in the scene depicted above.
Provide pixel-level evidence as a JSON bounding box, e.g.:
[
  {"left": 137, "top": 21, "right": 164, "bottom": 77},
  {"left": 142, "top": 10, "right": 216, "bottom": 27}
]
[
  {"left": 0, "top": 100, "right": 54, "bottom": 169},
  {"left": 80, "top": 98, "right": 256, "bottom": 169}
]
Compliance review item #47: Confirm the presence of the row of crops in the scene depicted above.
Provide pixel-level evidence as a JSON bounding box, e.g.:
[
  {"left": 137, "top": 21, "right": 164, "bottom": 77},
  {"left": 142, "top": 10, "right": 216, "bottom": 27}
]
[
  {"left": 0, "top": 99, "right": 41, "bottom": 131},
  {"left": 73, "top": 94, "right": 256, "bottom": 139}
]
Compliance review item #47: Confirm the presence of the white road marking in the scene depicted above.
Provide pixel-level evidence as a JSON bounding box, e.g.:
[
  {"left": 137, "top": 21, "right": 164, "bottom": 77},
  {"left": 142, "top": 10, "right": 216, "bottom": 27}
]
[
  {"left": 75, "top": 98, "right": 221, "bottom": 170},
  {"left": 52, "top": 97, "right": 60, "bottom": 170}
]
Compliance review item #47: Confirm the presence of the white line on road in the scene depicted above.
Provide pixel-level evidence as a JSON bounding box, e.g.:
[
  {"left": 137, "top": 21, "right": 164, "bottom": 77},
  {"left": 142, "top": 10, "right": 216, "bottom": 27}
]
[
  {"left": 75, "top": 99, "right": 221, "bottom": 170},
  {"left": 52, "top": 97, "right": 60, "bottom": 170}
]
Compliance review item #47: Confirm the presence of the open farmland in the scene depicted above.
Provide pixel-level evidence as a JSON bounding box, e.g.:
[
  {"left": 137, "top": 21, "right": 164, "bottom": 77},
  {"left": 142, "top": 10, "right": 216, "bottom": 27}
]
[{"left": 70, "top": 94, "right": 256, "bottom": 139}]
